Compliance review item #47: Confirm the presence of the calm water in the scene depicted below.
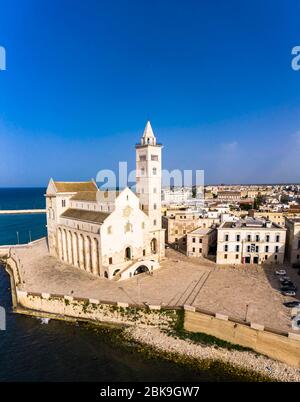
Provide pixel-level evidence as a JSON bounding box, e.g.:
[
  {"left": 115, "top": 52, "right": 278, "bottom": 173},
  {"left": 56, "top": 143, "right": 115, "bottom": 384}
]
[
  {"left": 0, "top": 188, "right": 241, "bottom": 382},
  {"left": 0, "top": 188, "right": 46, "bottom": 246}
]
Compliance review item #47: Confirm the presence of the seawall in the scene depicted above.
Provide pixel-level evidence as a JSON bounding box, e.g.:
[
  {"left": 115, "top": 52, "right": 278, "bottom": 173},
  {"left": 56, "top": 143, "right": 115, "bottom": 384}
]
[
  {"left": 1, "top": 240, "right": 300, "bottom": 369},
  {"left": 184, "top": 306, "right": 300, "bottom": 368},
  {"left": 0, "top": 209, "right": 46, "bottom": 215}
]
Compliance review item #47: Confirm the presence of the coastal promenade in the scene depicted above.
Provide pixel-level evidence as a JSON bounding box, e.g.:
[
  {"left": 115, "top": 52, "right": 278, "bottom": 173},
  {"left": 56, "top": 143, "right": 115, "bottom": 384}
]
[
  {"left": 1, "top": 239, "right": 300, "bottom": 375},
  {"left": 0, "top": 209, "right": 46, "bottom": 214},
  {"left": 1, "top": 238, "right": 296, "bottom": 334}
]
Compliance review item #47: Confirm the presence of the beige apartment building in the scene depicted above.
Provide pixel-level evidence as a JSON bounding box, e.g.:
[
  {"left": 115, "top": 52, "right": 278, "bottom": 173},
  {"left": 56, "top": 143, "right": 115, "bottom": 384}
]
[
  {"left": 249, "top": 209, "right": 300, "bottom": 227},
  {"left": 162, "top": 210, "right": 219, "bottom": 249},
  {"left": 249, "top": 210, "right": 285, "bottom": 227},
  {"left": 186, "top": 227, "right": 217, "bottom": 258},
  {"left": 216, "top": 218, "right": 286, "bottom": 265},
  {"left": 285, "top": 218, "right": 300, "bottom": 265},
  {"left": 217, "top": 191, "right": 241, "bottom": 203}
]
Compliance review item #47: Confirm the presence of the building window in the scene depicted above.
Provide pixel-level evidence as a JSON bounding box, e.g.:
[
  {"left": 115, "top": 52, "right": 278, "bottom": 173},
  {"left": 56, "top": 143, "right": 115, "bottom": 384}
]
[
  {"left": 192, "top": 237, "right": 196, "bottom": 243},
  {"left": 151, "top": 155, "right": 158, "bottom": 161},
  {"left": 124, "top": 222, "right": 132, "bottom": 233},
  {"left": 154, "top": 203, "right": 157, "bottom": 210},
  {"left": 266, "top": 235, "right": 270, "bottom": 242},
  {"left": 236, "top": 234, "right": 240, "bottom": 242},
  {"left": 265, "top": 245, "right": 269, "bottom": 253},
  {"left": 152, "top": 168, "right": 157, "bottom": 175},
  {"left": 199, "top": 238, "right": 202, "bottom": 243},
  {"left": 265, "top": 255, "right": 268, "bottom": 260},
  {"left": 255, "top": 235, "right": 260, "bottom": 242},
  {"left": 236, "top": 245, "right": 240, "bottom": 252},
  {"left": 62, "top": 199, "right": 66, "bottom": 207},
  {"left": 247, "top": 245, "right": 251, "bottom": 252},
  {"left": 140, "top": 155, "right": 146, "bottom": 161},
  {"left": 275, "top": 245, "right": 279, "bottom": 253},
  {"left": 141, "top": 222, "right": 145, "bottom": 229},
  {"left": 224, "top": 254, "right": 228, "bottom": 259},
  {"left": 141, "top": 168, "right": 145, "bottom": 175},
  {"left": 247, "top": 235, "right": 251, "bottom": 242},
  {"left": 153, "top": 187, "right": 157, "bottom": 194},
  {"left": 107, "top": 226, "right": 112, "bottom": 234},
  {"left": 153, "top": 220, "right": 157, "bottom": 226},
  {"left": 192, "top": 247, "right": 195, "bottom": 252},
  {"left": 224, "top": 245, "right": 228, "bottom": 252},
  {"left": 236, "top": 254, "right": 239, "bottom": 259},
  {"left": 109, "top": 257, "right": 112, "bottom": 265},
  {"left": 276, "top": 235, "right": 280, "bottom": 242},
  {"left": 224, "top": 234, "right": 229, "bottom": 241},
  {"left": 255, "top": 246, "right": 259, "bottom": 252},
  {"left": 143, "top": 249, "right": 146, "bottom": 256},
  {"left": 275, "top": 254, "right": 278, "bottom": 261}
]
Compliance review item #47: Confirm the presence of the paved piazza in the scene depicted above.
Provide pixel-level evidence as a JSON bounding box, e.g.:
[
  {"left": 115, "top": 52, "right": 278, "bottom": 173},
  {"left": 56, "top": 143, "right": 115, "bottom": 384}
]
[{"left": 13, "top": 239, "right": 299, "bottom": 333}]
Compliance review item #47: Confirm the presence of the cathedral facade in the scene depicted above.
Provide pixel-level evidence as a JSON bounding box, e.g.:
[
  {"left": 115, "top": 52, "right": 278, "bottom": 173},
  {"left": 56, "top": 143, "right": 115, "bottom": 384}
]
[{"left": 45, "top": 122, "right": 165, "bottom": 280}]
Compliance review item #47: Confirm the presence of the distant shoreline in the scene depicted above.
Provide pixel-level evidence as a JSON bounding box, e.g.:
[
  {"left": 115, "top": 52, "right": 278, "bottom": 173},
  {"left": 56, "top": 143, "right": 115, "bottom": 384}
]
[{"left": 0, "top": 182, "right": 299, "bottom": 189}]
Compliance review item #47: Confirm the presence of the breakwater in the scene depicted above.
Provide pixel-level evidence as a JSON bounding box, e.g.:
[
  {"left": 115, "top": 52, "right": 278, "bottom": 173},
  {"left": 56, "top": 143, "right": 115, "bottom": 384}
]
[{"left": 0, "top": 209, "right": 46, "bottom": 215}]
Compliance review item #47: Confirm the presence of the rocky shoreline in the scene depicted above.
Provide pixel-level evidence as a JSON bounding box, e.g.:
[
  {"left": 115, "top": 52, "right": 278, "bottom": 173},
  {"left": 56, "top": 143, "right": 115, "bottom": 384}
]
[{"left": 124, "top": 326, "right": 300, "bottom": 382}]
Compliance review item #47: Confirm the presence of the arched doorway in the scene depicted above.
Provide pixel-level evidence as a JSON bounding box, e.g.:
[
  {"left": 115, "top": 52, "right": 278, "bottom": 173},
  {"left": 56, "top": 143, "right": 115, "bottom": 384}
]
[
  {"left": 134, "top": 265, "right": 149, "bottom": 275},
  {"left": 245, "top": 255, "right": 251, "bottom": 264},
  {"left": 150, "top": 238, "right": 157, "bottom": 254},
  {"left": 125, "top": 247, "right": 132, "bottom": 260},
  {"left": 113, "top": 269, "right": 120, "bottom": 276}
]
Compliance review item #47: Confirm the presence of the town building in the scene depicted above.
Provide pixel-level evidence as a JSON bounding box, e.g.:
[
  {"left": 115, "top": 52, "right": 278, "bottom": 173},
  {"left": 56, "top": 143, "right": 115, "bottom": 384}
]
[
  {"left": 186, "top": 227, "right": 217, "bottom": 258},
  {"left": 46, "top": 122, "right": 165, "bottom": 281},
  {"left": 248, "top": 210, "right": 286, "bottom": 227},
  {"left": 217, "top": 191, "right": 241, "bottom": 203},
  {"left": 285, "top": 218, "right": 300, "bottom": 265},
  {"left": 162, "top": 209, "right": 219, "bottom": 251},
  {"left": 161, "top": 187, "right": 193, "bottom": 205},
  {"left": 216, "top": 217, "right": 286, "bottom": 265}
]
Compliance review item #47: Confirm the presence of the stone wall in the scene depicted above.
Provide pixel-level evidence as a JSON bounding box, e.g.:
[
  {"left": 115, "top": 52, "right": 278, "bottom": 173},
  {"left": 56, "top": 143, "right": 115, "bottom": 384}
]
[
  {"left": 16, "top": 289, "right": 178, "bottom": 329},
  {"left": 184, "top": 306, "right": 300, "bottom": 368}
]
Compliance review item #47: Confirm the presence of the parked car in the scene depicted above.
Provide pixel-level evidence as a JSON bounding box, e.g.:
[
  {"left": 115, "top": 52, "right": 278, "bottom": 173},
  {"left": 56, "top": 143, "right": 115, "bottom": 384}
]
[
  {"left": 283, "top": 301, "right": 300, "bottom": 308},
  {"left": 282, "top": 290, "right": 296, "bottom": 296},
  {"left": 281, "top": 285, "right": 297, "bottom": 292},
  {"left": 279, "top": 276, "right": 290, "bottom": 283},
  {"left": 281, "top": 280, "right": 295, "bottom": 287},
  {"left": 292, "top": 315, "right": 300, "bottom": 330},
  {"left": 275, "top": 269, "right": 286, "bottom": 275}
]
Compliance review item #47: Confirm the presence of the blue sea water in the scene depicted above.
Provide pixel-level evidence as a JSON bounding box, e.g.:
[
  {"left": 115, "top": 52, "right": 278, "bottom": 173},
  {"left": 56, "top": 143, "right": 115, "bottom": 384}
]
[
  {"left": 0, "top": 188, "right": 243, "bottom": 382},
  {"left": 0, "top": 188, "right": 46, "bottom": 245},
  {"left": 0, "top": 188, "right": 46, "bottom": 210}
]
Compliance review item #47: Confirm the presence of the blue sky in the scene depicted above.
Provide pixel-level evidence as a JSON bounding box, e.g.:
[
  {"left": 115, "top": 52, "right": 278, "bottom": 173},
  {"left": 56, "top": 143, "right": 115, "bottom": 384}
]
[{"left": 0, "top": 0, "right": 300, "bottom": 186}]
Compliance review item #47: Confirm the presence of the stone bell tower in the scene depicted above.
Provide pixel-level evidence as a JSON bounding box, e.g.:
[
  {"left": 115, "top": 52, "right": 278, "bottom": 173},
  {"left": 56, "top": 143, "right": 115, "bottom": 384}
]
[{"left": 136, "top": 121, "right": 165, "bottom": 258}]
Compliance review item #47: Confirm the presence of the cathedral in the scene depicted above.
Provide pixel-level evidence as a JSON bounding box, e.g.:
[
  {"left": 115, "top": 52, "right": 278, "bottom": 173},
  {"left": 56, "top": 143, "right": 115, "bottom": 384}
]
[{"left": 45, "top": 122, "right": 165, "bottom": 280}]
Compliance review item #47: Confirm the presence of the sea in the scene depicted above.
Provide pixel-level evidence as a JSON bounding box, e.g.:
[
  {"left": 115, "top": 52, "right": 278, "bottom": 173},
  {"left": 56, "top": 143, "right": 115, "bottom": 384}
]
[{"left": 0, "top": 188, "right": 242, "bottom": 382}]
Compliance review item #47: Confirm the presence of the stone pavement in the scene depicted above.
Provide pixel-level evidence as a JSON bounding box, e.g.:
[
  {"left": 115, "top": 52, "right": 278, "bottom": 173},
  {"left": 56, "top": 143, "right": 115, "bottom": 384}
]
[{"left": 11, "top": 238, "right": 298, "bottom": 333}]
